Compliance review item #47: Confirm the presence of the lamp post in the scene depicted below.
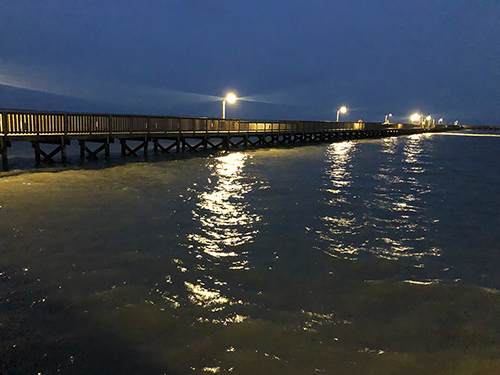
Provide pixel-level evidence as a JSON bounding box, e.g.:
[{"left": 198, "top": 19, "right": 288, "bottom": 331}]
[
  {"left": 384, "top": 113, "right": 393, "bottom": 124},
  {"left": 222, "top": 93, "right": 237, "bottom": 119},
  {"left": 426, "top": 115, "right": 432, "bottom": 125},
  {"left": 410, "top": 113, "right": 421, "bottom": 124},
  {"left": 336, "top": 106, "right": 347, "bottom": 122},
  {"left": 438, "top": 118, "right": 444, "bottom": 124}
]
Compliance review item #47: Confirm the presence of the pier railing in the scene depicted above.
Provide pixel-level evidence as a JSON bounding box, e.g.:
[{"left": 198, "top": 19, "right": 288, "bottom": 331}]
[
  {"left": 1, "top": 110, "right": 458, "bottom": 171},
  {"left": 1, "top": 111, "right": 429, "bottom": 137}
]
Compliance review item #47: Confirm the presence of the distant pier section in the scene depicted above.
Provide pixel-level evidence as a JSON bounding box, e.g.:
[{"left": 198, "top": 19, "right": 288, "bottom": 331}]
[{"left": 1, "top": 110, "right": 460, "bottom": 171}]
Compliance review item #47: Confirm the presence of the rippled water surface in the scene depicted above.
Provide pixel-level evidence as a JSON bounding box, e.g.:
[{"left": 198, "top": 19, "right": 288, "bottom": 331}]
[{"left": 1, "top": 131, "right": 500, "bottom": 374}]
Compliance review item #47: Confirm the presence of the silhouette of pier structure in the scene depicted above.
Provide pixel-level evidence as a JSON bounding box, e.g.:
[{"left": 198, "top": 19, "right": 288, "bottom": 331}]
[{"left": 1, "top": 110, "right": 458, "bottom": 171}]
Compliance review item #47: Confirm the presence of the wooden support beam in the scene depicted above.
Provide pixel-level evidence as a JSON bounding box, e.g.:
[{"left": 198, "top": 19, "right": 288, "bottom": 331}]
[
  {"left": 143, "top": 136, "right": 148, "bottom": 157},
  {"left": 229, "top": 137, "right": 245, "bottom": 148},
  {"left": 257, "top": 135, "right": 265, "bottom": 146},
  {"left": 264, "top": 136, "right": 275, "bottom": 145},
  {"left": 61, "top": 136, "right": 68, "bottom": 166},
  {"left": 154, "top": 139, "right": 178, "bottom": 153},
  {"left": 246, "top": 137, "right": 259, "bottom": 147},
  {"left": 42, "top": 145, "right": 62, "bottom": 163},
  {"left": 180, "top": 138, "right": 204, "bottom": 152},
  {"left": 123, "top": 141, "right": 146, "bottom": 157},
  {"left": 206, "top": 139, "right": 223, "bottom": 150},
  {"left": 105, "top": 137, "right": 110, "bottom": 159},
  {"left": 121, "top": 139, "right": 127, "bottom": 156},
  {"left": 34, "top": 142, "right": 41, "bottom": 163},
  {"left": 80, "top": 141, "right": 106, "bottom": 160},
  {"left": 1, "top": 137, "right": 8, "bottom": 171},
  {"left": 31, "top": 142, "right": 63, "bottom": 164},
  {"left": 190, "top": 139, "right": 204, "bottom": 152},
  {"left": 80, "top": 141, "right": 85, "bottom": 160}
]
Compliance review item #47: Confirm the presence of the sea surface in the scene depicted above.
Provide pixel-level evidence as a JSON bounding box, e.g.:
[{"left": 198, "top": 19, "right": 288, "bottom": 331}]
[{"left": 1, "top": 130, "right": 500, "bottom": 374}]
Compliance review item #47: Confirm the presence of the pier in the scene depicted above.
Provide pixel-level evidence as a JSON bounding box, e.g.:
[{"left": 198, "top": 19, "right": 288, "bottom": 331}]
[{"left": 1, "top": 110, "right": 458, "bottom": 171}]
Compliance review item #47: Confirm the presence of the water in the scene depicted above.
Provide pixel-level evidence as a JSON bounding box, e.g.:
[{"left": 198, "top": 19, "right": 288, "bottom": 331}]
[{"left": 1, "top": 131, "right": 500, "bottom": 374}]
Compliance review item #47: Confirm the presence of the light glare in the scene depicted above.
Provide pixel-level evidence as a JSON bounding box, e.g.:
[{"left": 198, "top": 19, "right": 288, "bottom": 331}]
[
  {"left": 226, "top": 93, "right": 237, "bottom": 104},
  {"left": 410, "top": 113, "right": 421, "bottom": 122}
]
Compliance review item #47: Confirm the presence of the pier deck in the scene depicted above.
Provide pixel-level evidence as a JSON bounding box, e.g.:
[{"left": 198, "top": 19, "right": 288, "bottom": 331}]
[{"left": 1, "top": 110, "right": 458, "bottom": 171}]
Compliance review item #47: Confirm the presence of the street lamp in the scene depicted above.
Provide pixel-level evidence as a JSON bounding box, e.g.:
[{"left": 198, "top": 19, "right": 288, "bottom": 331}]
[
  {"left": 384, "top": 113, "right": 393, "bottom": 124},
  {"left": 438, "top": 118, "right": 444, "bottom": 124},
  {"left": 222, "top": 93, "right": 237, "bottom": 119},
  {"left": 410, "top": 113, "right": 421, "bottom": 124},
  {"left": 336, "top": 106, "right": 347, "bottom": 122},
  {"left": 426, "top": 115, "right": 432, "bottom": 125}
]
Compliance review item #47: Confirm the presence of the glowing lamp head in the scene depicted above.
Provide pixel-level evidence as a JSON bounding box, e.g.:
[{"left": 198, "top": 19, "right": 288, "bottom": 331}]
[
  {"left": 426, "top": 115, "right": 431, "bottom": 121},
  {"left": 410, "top": 113, "right": 421, "bottom": 122},
  {"left": 339, "top": 106, "right": 347, "bottom": 113},
  {"left": 225, "top": 93, "right": 237, "bottom": 104}
]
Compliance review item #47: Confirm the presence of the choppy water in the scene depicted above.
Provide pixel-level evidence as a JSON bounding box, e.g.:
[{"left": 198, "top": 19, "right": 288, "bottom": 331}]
[{"left": 1, "top": 131, "right": 500, "bottom": 374}]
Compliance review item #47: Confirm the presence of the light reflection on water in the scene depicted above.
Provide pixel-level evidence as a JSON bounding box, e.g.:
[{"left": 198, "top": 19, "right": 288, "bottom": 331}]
[
  {"left": 320, "top": 136, "right": 441, "bottom": 260},
  {"left": 324, "top": 141, "right": 355, "bottom": 189},
  {"left": 2, "top": 132, "right": 500, "bottom": 374},
  {"left": 170, "top": 152, "right": 263, "bottom": 319},
  {"left": 188, "top": 152, "right": 261, "bottom": 265}
]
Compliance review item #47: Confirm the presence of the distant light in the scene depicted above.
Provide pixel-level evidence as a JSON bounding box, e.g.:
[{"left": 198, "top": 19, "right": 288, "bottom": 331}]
[
  {"left": 226, "top": 93, "right": 237, "bottom": 104},
  {"left": 336, "top": 106, "right": 348, "bottom": 122},
  {"left": 426, "top": 115, "right": 431, "bottom": 121},
  {"left": 222, "top": 93, "right": 238, "bottom": 118},
  {"left": 410, "top": 113, "right": 421, "bottom": 122}
]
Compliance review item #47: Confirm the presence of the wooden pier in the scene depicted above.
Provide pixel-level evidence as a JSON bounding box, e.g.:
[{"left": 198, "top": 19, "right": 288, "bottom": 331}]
[{"left": 0, "top": 110, "right": 458, "bottom": 171}]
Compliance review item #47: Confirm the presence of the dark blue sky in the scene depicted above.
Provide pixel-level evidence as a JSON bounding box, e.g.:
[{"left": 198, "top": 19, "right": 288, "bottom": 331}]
[{"left": 1, "top": 0, "right": 499, "bottom": 124}]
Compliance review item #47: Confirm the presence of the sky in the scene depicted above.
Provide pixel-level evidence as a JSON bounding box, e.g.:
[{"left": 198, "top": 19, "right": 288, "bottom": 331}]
[{"left": 0, "top": 0, "right": 499, "bottom": 125}]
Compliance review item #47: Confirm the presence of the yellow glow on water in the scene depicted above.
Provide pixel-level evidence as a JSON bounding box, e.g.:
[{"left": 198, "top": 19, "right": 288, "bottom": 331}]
[
  {"left": 202, "top": 367, "right": 221, "bottom": 373},
  {"left": 184, "top": 281, "right": 229, "bottom": 307},
  {"left": 404, "top": 279, "right": 440, "bottom": 285},
  {"left": 188, "top": 152, "right": 261, "bottom": 262},
  {"left": 381, "top": 137, "right": 398, "bottom": 154},
  {"left": 439, "top": 132, "right": 500, "bottom": 138},
  {"left": 325, "top": 141, "right": 355, "bottom": 188},
  {"left": 404, "top": 133, "right": 424, "bottom": 165}
]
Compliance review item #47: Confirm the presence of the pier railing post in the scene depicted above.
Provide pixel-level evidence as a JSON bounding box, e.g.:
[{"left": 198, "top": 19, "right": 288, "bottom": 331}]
[
  {"left": 1, "top": 112, "right": 8, "bottom": 171},
  {"left": 1, "top": 112, "right": 7, "bottom": 136},
  {"left": 64, "top": 114, "right": 68, "bottom": 137},
  {"left": 108, "top": 115, "right": 113, "bottom": 138}
]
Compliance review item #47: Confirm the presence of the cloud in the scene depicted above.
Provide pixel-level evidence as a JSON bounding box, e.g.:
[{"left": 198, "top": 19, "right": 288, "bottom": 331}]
[{"left": 0, "top": 60, "right": 222, "bottom": 111}]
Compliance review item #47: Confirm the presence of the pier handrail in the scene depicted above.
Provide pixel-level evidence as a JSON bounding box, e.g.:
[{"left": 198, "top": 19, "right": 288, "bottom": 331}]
[{"left": 0, "top": 110, "right": 440, "bottom": 136}]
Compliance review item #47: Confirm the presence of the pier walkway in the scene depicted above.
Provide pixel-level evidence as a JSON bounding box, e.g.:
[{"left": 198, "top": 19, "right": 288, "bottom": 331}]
[{"left": 1, "top": 110, "right": 458, "bottom": 171}]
